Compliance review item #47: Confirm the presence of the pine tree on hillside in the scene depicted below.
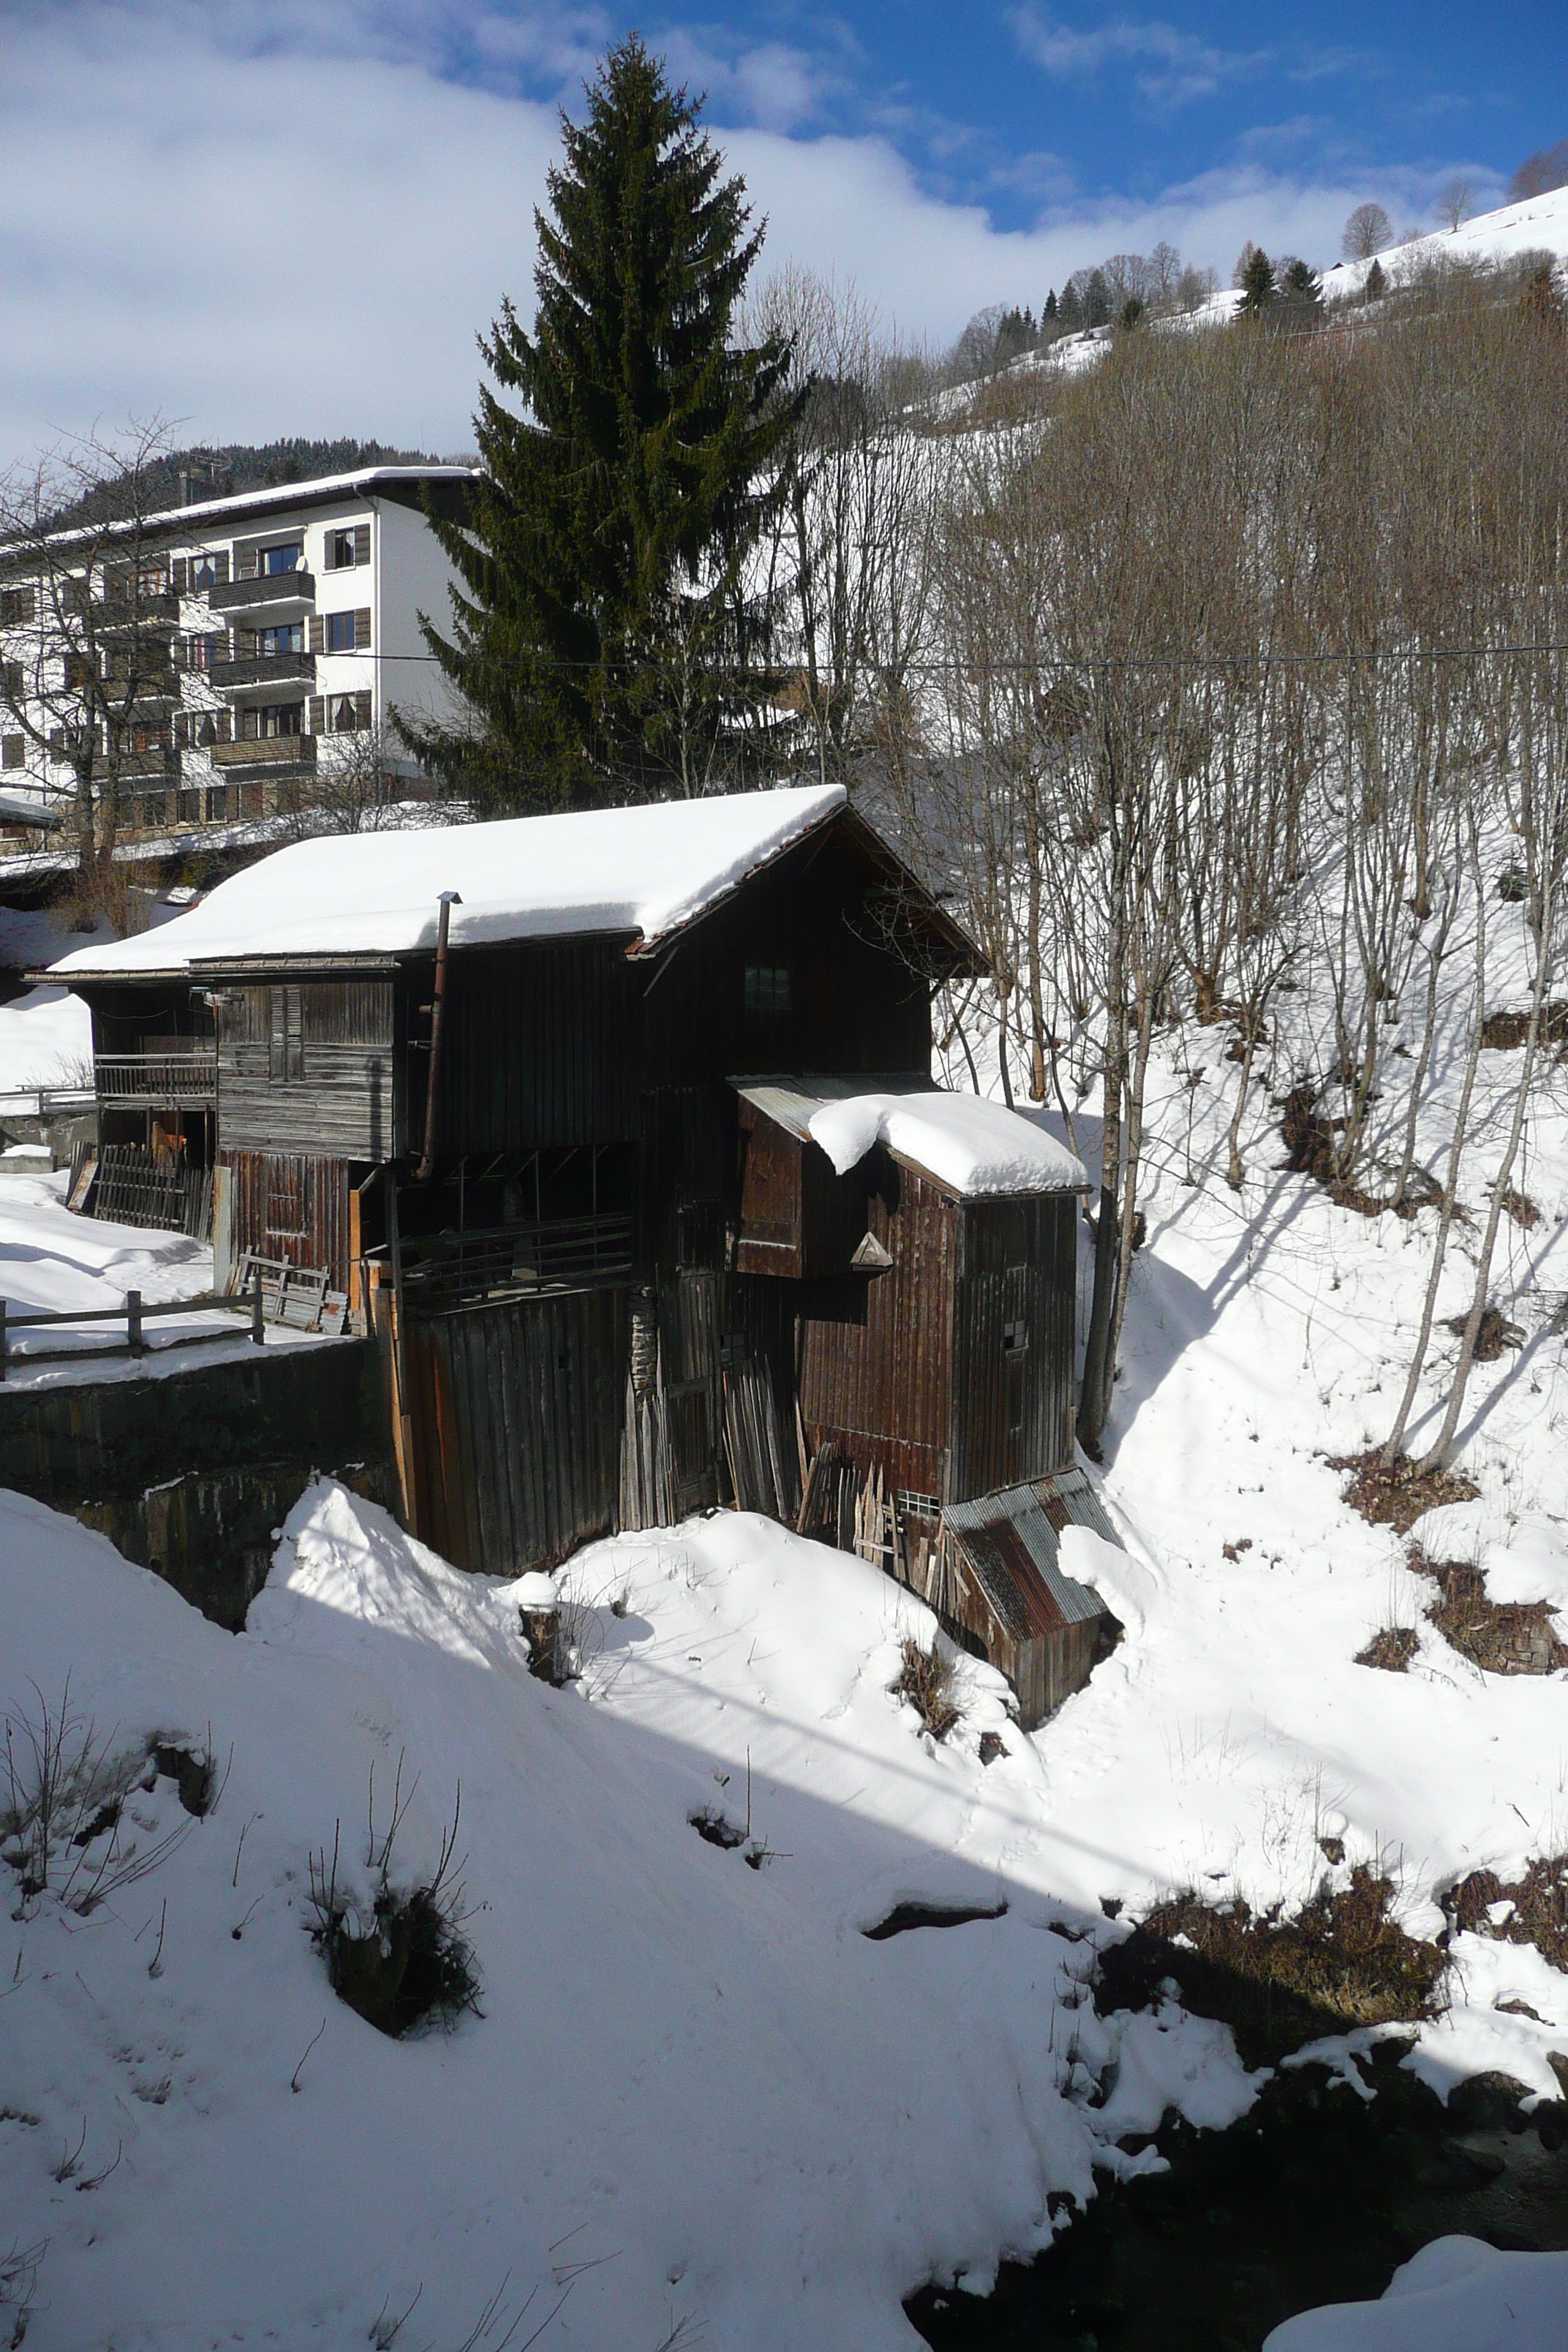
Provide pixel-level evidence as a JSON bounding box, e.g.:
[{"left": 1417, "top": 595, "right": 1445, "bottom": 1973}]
[
  {"left": 1237, "top": 245, "right": 1276, "bottom": 312},
  {"left": 407, "top": 37, "right": 803, "bottom": 811}
]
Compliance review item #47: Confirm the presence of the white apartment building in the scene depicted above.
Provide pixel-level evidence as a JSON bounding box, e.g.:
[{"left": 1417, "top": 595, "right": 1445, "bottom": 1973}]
[{"left": 0, "top": 465, "right": 475, "bottom": 855}]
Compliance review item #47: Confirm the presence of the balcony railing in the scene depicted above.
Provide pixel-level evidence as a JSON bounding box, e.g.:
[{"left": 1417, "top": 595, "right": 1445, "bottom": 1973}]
[
  {"left": 95, "top": 1051, "right": 219, "bottom": 1105},
  {"left": 386, "top": 1213, "right": 636, "bottom": 1311},
  {"left": 211, "top": 650, "right": 315, "bottom": 691},
  {"left": 209, "top": 570, "right": 316, "bottom": 617},
  {"left": 211, "top": 732, "right": 315, "bottom": 769}
]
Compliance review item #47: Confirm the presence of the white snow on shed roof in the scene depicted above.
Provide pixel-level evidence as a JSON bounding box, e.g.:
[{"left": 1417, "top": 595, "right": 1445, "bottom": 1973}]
[
  {"left": 48, "top": 785, "right": 847, "bottom": 979},
  {"left": 810, "top": 1088, "right": 1088, "bottom": 1197},
  {"left": 737, "top": 1074, "right": 1088, "bottom": 1196}
]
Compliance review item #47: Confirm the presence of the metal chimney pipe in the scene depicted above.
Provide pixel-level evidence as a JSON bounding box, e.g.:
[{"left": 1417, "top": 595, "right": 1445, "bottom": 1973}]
[{"left": 415, "top": 891, "right": 461, "bottom": 1180}]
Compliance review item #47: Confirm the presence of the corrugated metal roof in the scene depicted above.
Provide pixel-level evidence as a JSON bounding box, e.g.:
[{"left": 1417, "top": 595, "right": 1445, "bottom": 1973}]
[
  {"left": 732, "top": 1073, "right": 938, "bottom": 1143},
  {"left": 944, "top": 1469, "right": 1117, "bottom": 1643}
]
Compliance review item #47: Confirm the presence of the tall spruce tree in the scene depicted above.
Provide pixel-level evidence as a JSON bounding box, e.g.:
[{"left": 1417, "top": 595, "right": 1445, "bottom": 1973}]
[{"left": 408, "top": 37, "right": 802, "bottom": 809}]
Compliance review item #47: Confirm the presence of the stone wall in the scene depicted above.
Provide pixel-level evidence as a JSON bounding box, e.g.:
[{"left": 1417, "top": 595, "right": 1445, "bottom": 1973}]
[{"left": 0, "top": 1338, "right": 393, "bottom": 1629}]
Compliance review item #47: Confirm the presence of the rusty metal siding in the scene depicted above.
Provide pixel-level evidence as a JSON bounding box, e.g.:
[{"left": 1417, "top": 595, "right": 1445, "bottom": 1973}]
[
  {"left": 949, "top": 1193, "right": 1077, "bottom": 1503},
  {"left": 216, "top": 979, "right": 394, "bottom": 1158},
  {"left": 736, "top": 1098, "right": 802, "bottom": 1275},
  {"left": 424, "top": 940, "right": 640, "bottom": 1157},
  {"left": 220, "top": 1147, "right": 354, "bottom": 1291},
  {"left": 799, "top": 1157, "right": 955, "bottom": 1501},
  {"left": 404, "top": 1285, "right": 627, "bottom": 1575},
  {"left": 941, "top": 1473, "right": 1116, "bottom": 1728}
]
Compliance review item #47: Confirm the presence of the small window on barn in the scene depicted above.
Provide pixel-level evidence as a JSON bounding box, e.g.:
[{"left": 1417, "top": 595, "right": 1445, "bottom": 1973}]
[
  {"left": 744, "top": 965, "right": 791, "bottom": 1017},
  {"left": 1003, "top": 1319, "right": 1028, "bottom": 1359}
]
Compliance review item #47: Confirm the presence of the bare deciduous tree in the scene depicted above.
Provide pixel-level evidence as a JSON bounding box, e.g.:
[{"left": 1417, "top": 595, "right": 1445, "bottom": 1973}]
[
  {"left": 0, "top": 421, "right": 178, "bottom": 924},
  {"left": 1342, "top": 203, "right": 1392, "bottom": 261}
]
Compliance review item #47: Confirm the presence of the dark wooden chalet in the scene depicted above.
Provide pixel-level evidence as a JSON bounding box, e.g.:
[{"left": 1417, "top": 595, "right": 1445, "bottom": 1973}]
[{"left": 55, "top": 785, "right": 1121, "bottom": 1725}]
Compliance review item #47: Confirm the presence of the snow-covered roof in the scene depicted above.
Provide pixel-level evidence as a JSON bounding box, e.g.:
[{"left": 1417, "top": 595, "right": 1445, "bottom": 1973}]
[
  {"left": 1, "top": 467, "right": 478, "bottom": 564},
  {"left": 736, "top": 1074, "right": 1089, "bottom": 1197},
  {"left": 48, "top": 785, "right": 849, "bottom": 979}
]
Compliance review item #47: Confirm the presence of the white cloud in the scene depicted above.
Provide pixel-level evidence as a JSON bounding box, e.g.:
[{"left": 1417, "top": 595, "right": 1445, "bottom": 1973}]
[
  {"left": 1008, "top": 7, "right": 1266, "bottom": 108},
  {"left": 0, "top": 3, "right": 1474, "bottom": 469}
]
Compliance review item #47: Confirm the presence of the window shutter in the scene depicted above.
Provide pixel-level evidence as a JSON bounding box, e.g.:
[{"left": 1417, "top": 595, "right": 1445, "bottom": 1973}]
[
  {"left": 215, "top": 708, "right": 232, "bottom": 745},
  {"left": 171, "top": 558, "right": 187, "bottom": 593},
  {"left": 235, "top": 540, "right": 258, "bottom": 581},
  {"left": 309, "top": 615, "right": 324, "bottom": 657},
  {"left": 354, "top": 607, "right": 372, "bottom": 650},
  {"left": 353, "top": 524, "right": 371, "bottom": 566},
  {"left": 355, "top": 688, "right": 373, "bottom": 730},
  {"left": 2, "top": 662, "right": 22, "bottom": 698},
  {"left": 173, "top": 712, "right": 189, "bottom": 751},
  {"left": 214, "top": 551, "right": 230, "bottom": 587},
  {"left": 309, "top": 695, "right": 324, "bottom": 735},
  {"left": 1, "top": 735, "right": 23, "bottom": 770},
  {"left": 237, "top": 627, "right": 256, "bottom": 658},
  {"left": 241, "top": 708, "right": 258, "bottom": 742}
]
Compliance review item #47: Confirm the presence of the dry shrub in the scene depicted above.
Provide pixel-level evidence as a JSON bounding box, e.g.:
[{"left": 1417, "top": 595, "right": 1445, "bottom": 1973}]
[
  {"left": 51, "top": 861, "right": 151, "bottom": 941},
  {"left": 1410, "top": 1548, "right": 1568, "bottom": 1676},
  {"left": 2, "top": 1683, "right": 211, "bottom": 1919},
  {"left": 1356, "top": 1626, "right": 1420, "bottom": 1673},
  {"left": 1331, "top": 1449, "right": 1480, "bottom": 1532},
  {"left": 1501, "top": 1189, "right": 1540, "bottom": 1230},
  {"left": 1480, "top": 1003, "right": 1568, "bottom": 1050},
  {"left": 306, "top": 1779, "right": 478, "bottom": 2040},
  {"left": 1449, "top": 1856, "right": 1568, "bottom": 1972},
  {"left": 1441, "top": 1305, "right": 1524, "bottom": 1361},
  {"left": 894, "top": 1636, "right": 959, "bottom": 1741},
  {"left": 1280, "top": 1084, "right": 1340, "bottom": 1181},
  {"left": 1098, "top": 1869, "right": 1447, "bottom": 2068}
]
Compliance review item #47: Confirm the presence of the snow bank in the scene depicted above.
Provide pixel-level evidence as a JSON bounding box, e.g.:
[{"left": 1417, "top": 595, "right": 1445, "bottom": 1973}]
[
  {"left": 48, "top": 784, "right": 847, "bottom": 976},
  {"left": 1264, "top": 2235, "right": 1568, "bottom": 2351},
  {"left": 807, "top": 1088, "right": 1088, "bottom": 1195},
  {"left": 0, "top": 981, "right": 91, "bottom": 1093},
  {"left": 0, "top": 1482, "right": 1264, "bottom": 2350}
]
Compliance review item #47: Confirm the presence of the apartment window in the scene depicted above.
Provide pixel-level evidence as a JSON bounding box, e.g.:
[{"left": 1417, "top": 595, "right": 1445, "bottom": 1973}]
[
  {"left": 183, "top": 633, "right": 215, "bottom": 672},
  {"left": 138, "top": 791, "right": 167, "bottom": 829},
  {"left": 188, "top": 553, "right": 227, "bottom": 591},
  {"left": 0, "top": 587, "right": 35, "bottom": 625},
  {"left": 1, "top": 735, "right": 23, "bottom": 770},
  {"left": 325, "top": 524, "right": 371, "bottom": 570},
  {"left": 743, "top": 965, "right": 791, "bottom": 1017},
  {"left": 132, "top": 722, "right": 168, "bottom": 755},
  {"left": 257, "top": 701, "right": 304, "bottom": 739},
  {"left": 263, "top": 542, "right": 304, "bottom": 576},
  {"left": 206, "top": 785, "right": 228, "bottom": 823},
  {"left": 2, "top": 662, "right": 23, "bottom": 697},
  {"left": 259, "top": 621, "right": 304, "bottom": 658},
  {"left": 331, "top": 694, "right": 363, "bottom": 732},
  {"left": 325, "top": 610, "right": 358, "bottom": 653},
  {"left": 63, "top": 652, "right": 96, "bottom": 691}
]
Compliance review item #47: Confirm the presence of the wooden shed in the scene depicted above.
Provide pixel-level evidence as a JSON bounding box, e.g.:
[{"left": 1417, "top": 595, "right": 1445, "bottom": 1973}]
[{"left": 53, "top": 785, "right": 1123, "bottom": 1727}]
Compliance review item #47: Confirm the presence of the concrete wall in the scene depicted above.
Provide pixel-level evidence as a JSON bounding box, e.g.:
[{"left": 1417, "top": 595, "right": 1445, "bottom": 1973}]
[{"left": 0, "top": 1338, "right": 393, "bottom": 1629}]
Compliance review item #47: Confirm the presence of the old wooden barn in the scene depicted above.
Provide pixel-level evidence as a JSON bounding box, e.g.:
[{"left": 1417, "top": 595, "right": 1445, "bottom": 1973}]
[{"left": 54, "top": 784, "right": 1123, "bottom": 1726}]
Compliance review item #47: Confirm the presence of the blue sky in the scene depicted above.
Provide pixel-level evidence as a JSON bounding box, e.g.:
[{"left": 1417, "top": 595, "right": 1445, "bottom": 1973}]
[{"left": 0, "top": 1, "right": 1563, "bottom": 464}]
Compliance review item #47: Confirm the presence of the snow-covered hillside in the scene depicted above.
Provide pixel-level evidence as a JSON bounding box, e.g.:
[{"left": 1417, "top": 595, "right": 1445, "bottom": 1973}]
[{"left": 1324, "top": 181, "right": 1568, "bottom": 303}]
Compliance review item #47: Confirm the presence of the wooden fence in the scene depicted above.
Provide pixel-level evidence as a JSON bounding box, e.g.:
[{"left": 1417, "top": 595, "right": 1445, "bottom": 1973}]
[
  {"left": 0, "top": 1285, "right": 262, "bottom": 1379},
  {"left": 69, "top": 1141, "right": 214, "bottom": 1240}
]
